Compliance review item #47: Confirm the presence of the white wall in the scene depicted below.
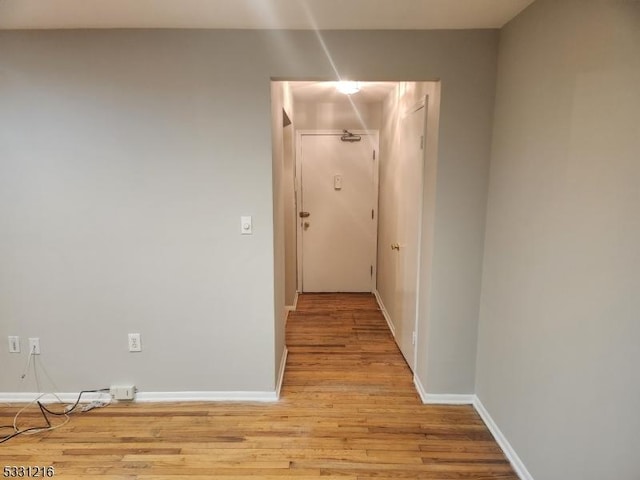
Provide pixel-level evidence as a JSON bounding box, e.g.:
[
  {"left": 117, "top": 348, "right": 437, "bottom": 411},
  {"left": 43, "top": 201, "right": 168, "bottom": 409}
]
[
  {"left": 270, "top": 81, "right": 293, "bottom": 386},
  {"left": 476, "top": 1, "right": 640, "bottom": 478},
  {"left": 0, "top": 28, "right": 498, "bottom": 395},
  {"left": 413, "top": 82, "right": 442, "bottom": 393},
  {"left": 283, "top": 119, "right": 297, "bottom": 308},
  {"left": 294, "top": 101, "right": 382, "bottom": 132}
]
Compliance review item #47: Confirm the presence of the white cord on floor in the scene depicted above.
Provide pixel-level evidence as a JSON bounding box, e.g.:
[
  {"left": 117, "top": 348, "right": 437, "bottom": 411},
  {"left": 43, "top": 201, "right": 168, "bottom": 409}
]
[{"left": 13, "top": 393, "right": 70, "bottom": 436}]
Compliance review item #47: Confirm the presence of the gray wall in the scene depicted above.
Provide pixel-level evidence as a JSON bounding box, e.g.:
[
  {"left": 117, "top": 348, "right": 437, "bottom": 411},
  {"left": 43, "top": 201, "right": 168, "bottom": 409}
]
[
  {"left": 0, "top": 29, "right": 498, "bottom": 395},
  {"left": 476, "top": 1, "right": 640, "bottom": 478},
  {"left": 0, "top": 31, "right": 278, "bottom": 393}
]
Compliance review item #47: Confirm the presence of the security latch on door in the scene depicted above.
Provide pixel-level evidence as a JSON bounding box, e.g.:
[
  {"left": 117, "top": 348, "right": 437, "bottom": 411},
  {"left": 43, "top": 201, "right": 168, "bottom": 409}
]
[{"left": 299, "top": 212, "right": 310, "bottom": 218}]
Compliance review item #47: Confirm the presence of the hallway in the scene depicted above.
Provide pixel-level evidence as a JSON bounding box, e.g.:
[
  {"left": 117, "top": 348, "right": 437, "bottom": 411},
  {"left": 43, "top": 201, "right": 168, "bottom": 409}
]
[
  {"left": 286, "top": 293, "right": 417, "bottom": 398},
  {"left": 0, "top": 294, "right": 517, "bottom": 479}
]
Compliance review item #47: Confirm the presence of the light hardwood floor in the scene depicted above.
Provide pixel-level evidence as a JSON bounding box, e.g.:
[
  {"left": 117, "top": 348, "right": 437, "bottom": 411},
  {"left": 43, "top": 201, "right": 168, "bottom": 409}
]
[{"left": 0, "top": 293, "right": 518, "bottom": 479}]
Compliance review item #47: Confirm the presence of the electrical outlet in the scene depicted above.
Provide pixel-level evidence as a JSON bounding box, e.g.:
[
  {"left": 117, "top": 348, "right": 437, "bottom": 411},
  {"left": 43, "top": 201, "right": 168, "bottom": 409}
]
[
  {"left": 110, "top": 385, "right": 136, "bottom": 400},
  {"left": 8, "top": 336, "right": 20, "bottom": 353},
  {"left": 128, "top": 333, "right": 142, "bottom": 352},
  {"left": 28, "top": 337, "right": 40, "bottom": 355}
]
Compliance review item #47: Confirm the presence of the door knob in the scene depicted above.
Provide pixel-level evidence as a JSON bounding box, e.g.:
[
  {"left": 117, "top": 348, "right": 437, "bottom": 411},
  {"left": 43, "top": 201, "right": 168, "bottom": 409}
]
[
  {"left": 391, "top": 243, "right": 400, "bottom": 251},
  {"left": 299, "top": 211, "right": 310, "bottom": 218}
]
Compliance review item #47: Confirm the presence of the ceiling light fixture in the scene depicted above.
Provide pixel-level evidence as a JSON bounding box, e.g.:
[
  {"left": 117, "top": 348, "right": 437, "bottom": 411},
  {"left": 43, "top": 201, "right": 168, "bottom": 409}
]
[{"left": 336, "top": 81, "right": 360, "bottom": 95}]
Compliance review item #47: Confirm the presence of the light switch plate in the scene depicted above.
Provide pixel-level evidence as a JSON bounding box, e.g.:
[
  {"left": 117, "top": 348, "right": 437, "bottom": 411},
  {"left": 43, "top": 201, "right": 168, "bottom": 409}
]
[{"left": 241, "top": 216, "right": 253, "bottom": 235}]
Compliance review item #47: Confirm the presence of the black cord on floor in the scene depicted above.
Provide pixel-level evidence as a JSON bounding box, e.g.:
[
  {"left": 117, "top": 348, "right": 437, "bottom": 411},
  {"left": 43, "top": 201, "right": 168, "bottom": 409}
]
[
  {"left": 0, "top": 425, "right": 50, "bottom": 444},
  {"left": 0, "top": 389, "right": 110, "bottom": 444},
  {"left": 39, "top": 389, "right": 110, "bottom": 416}
]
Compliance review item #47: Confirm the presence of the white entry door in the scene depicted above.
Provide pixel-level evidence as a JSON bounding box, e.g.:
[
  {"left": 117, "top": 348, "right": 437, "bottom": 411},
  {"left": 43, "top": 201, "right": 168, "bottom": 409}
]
[
  {"left": 394, "top": 104, "right": 426, "bottom": 369},
  {"left": 298, "top": 133, "right": 378, "bottom": 292}
]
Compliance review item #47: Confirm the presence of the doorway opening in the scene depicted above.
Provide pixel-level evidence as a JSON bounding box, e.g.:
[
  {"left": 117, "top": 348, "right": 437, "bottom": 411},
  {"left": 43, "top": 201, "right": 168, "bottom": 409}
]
[{"left": 271, "top": 79, "right": 441, "bottom": 373}]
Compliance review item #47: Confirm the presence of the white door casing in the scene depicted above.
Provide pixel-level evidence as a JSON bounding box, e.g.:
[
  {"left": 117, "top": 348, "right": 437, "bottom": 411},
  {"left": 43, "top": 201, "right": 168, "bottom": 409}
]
[{"left": 296, "top": 131, "right": 379, "bottom": 293}]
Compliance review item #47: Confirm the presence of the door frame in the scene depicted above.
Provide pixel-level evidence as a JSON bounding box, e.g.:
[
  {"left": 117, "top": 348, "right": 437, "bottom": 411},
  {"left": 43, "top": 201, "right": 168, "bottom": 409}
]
[
  {"left": 400, "top": 96, "right": 429, "bottom": 371},
  {"left": 295, "top": 130, "right": 380, "bottom": 293}
]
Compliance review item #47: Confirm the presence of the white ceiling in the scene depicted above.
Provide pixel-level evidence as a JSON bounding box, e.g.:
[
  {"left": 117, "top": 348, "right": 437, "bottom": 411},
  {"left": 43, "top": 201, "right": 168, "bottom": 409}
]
[{"left": 0, "top": 0, "right": 535, "bottom": 30}]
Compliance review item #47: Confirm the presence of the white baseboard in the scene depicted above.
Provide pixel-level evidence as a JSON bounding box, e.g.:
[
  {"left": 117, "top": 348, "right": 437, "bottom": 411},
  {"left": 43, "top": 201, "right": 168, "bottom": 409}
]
[
  {"left": 473, "top": 396, "right": 534, "bottom": 480},
  {"left": 373, "top": 289, "right": 396, "bottom": 337},
  {"left": 276, "top": 347, "right": 288, "bottom": 399},
  {"left": 292, "top": 291, "right": 299, "bottom": 309},
  {"left": 0, "top": 390, "right": 279, "bottom": 404},
  {"left": 135, "top": 391, "right": 278, "bottom": 402},
  {"left": 413, "top": 374, "right": 428, "bottom": 402},
  {"left": 0, "top": 392, "right": 111, "bottom": 404},
  {"left": 285, "top": 292, "right": 299, "bottom": 312},
  {"left": 285, "top": 292, "right": 299, "bottom": 325},
  {"left": 423, "top": 393, "right": 476, "bottom": 405},
  {"left": 413, "top": 376, "right": 475, "bottom": 405}
]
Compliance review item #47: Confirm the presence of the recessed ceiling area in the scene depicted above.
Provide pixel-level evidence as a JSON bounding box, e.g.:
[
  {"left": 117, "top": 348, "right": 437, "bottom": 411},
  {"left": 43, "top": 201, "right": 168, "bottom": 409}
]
[{"left": 0, "top": 0, "right": 536, "bottom": 30}]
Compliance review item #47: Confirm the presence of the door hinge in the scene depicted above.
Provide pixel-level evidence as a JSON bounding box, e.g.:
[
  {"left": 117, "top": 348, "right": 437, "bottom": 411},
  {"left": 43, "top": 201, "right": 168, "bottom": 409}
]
[
  {"left": 373, "top": 149, "right": 376, "bottom": 160},
  {"left": 370, "top": 265, "right": 373, "bottom": 277},
  {"left": 371, "top": 209, "right": 375, "bottom": 220},
  {"left": 420, "top": 135, "right": 424, "bottom": 150}
]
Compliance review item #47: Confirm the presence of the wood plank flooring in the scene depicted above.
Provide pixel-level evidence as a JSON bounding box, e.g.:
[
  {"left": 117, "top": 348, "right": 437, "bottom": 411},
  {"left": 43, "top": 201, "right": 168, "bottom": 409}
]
[{"left": 0, "top": 293, "right": 517, "bottom": 479}]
